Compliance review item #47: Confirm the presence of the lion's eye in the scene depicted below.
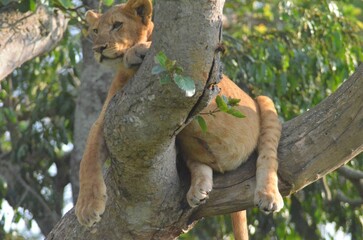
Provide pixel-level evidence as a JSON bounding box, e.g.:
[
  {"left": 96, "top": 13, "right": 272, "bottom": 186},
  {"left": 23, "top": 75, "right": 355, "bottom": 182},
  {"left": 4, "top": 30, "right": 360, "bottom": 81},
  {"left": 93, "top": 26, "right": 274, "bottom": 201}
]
[
  {"left": 93, "top": 28, "right": 98, "bottom": 34},
  {"left": 112, "top": 21, "right": 123, "bottom": 31}
]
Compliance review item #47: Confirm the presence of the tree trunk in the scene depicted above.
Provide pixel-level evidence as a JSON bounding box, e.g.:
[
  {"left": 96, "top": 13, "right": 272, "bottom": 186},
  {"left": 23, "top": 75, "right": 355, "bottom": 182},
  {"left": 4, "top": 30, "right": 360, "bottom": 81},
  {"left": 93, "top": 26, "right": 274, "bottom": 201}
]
[
  {"left": 0, "top": 5, "right": 68, "bottom": 81},
  {"left": 47, "top": 0, "right": 363, "bottom": 238}
]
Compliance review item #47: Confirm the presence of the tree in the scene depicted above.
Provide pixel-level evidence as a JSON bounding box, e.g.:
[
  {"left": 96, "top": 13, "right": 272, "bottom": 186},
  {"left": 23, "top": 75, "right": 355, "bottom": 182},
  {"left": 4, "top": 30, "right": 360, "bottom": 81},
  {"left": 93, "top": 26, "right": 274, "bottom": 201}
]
[
  {"left": 0, "top": 0, "right": 362, "bottom": 239},
  {"left": 46, "top": 0, "right": 362, "bottom": 239}
]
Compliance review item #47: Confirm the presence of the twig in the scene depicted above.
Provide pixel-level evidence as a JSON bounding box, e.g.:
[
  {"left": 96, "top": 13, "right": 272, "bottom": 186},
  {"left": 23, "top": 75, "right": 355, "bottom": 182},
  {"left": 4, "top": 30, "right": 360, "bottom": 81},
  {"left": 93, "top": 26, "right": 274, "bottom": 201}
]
[{"left": 337, "top": 165, "right": 363, "bottom": 180}]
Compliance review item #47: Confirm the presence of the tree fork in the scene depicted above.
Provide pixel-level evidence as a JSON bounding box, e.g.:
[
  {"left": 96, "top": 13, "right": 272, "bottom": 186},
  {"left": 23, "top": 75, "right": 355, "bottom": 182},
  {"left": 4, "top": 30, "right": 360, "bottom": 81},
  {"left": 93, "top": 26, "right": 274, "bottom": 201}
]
[{"left": 48, "top": 0, "right": 225, "bottom": 239}]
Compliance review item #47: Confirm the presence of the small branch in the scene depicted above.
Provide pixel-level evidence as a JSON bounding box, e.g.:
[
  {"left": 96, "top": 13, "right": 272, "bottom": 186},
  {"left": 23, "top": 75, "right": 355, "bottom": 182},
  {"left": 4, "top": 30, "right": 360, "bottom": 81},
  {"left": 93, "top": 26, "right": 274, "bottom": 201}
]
[
  {"left": 0, "top": 155, "right": 60, "bottom": 235},
  {"left": 336, "top": 190, "right": 363, "bottom": 207},
  {"left": 321, "top": 176, "right": 332, "bottom": 201},
  {"left": 337, "top": 165, "right": 363, "bottom": 180}
]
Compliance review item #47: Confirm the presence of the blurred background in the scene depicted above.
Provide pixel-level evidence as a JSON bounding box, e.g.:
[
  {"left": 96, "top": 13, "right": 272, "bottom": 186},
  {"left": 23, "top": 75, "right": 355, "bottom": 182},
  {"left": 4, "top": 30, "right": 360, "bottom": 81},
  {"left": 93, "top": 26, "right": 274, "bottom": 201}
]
[{"left": 0, "top": 0, "right": 362, "bottom": 239}]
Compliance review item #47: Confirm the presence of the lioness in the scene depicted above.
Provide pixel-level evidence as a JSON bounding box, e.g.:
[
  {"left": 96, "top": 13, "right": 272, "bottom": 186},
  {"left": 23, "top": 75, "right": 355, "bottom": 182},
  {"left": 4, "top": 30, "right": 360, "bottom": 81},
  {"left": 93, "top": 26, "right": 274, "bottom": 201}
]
[{"left": 75, "top": 0, "right": 284, "bottom": 239}]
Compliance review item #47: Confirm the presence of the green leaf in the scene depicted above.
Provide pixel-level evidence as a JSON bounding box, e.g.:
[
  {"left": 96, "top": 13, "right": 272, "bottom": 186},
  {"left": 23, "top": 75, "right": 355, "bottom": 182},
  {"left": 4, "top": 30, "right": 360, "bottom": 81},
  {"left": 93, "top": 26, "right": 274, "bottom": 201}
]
[
  {"left": 103, "top": 0, "right": 114, "bottom": 6},
  {"left": 154, "top": 51, "right": 168, "bottom": 68},
  {"left": 175, "top": 65, "right": 184, "bottom": 75},
  {"left": 196, "top": 115, "right": 207, "bottom": 133},
  {"left": 227, "top": 97, "right": 241, "bottom": 107},
  {"left": 13, "top": 211, "right": 22, "bottom": 224},
  {"left": 68, "top": 44, "right": 76, "bottom": 66},
  {"left": 222, "top": 95, "right": 228, "bottom": 104},
  {"left": 159, "top": 74, "right": 172, "bottom": 85},
  {"left": 227, "top": 108, "right": 245, "bottom": 118},
  {"left": 29, "top": 0, "right": 36, "bottom": 11},
  {"left": 18, "top": 0, "right": 36, "bottom": 12},
  {"left": 4, "top": 108, "right": 17, "bottom": 123},
  {"left": 58, "top": 0, "right": 72, "bottom": 8},
  {"left": 151, "top": 65, "right": 166, "bottom": 75},
  {"left": 173, "top": 74, "right": 195, "bottom": 97},
  {"left": 165, "top": 59, "right": 176, "bottom": 71},
  {"left": 216, "top": 95, "right": 228, "bottom": 112}
]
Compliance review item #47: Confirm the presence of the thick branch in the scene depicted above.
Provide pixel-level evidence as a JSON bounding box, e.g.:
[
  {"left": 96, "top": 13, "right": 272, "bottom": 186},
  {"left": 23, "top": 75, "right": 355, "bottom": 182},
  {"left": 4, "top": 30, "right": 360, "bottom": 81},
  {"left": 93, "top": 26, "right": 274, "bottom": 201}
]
[{"left": 0, "top": 5, "right": 68, "bottom": 80}]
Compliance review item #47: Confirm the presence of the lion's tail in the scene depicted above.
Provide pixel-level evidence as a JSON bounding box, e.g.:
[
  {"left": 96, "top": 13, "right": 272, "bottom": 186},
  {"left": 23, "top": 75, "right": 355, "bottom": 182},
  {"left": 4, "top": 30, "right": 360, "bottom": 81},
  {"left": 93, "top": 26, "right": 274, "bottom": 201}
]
[
  {"left": 255, "top": 96, "right": 281, "bottom": 200},
  {"left": 231, "top": 211, "right": 248, "bottom": 240}
]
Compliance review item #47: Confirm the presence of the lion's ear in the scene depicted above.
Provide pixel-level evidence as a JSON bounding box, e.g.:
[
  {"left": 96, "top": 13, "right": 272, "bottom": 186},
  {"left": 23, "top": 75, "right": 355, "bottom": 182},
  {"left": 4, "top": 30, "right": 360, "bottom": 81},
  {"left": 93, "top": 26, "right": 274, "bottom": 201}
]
[
  {"left": 124, "top": 0, "right": 153, "bottom": 25},
  {"left": 85, "top": 10, "right": 100, "bottom": 26}
]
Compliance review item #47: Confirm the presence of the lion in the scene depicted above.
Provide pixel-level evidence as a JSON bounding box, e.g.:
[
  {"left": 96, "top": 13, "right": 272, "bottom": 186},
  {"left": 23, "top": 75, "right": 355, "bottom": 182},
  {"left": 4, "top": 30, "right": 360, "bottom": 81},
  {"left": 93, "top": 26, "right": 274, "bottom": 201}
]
[{"left": 75, "top": 0, "right": 284, "bottom": 239}]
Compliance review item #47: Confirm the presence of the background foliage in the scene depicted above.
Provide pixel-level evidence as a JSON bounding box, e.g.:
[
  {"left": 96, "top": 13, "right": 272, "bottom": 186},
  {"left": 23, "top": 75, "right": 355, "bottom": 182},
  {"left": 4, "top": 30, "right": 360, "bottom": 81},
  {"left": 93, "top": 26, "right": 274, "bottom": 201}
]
[{"left": 0, "top": 0, "right": 362, "bottom": 239}]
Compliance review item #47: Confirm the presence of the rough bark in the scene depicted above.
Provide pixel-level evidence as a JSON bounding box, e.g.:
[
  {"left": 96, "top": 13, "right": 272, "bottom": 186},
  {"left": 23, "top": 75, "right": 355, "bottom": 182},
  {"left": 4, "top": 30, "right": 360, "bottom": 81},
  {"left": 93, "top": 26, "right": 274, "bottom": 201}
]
[
  {"left": 47, "top": 0, "right": 363, "bottom": 239},
  {"left": 48, "top": 0, "right": 224, "bottom": 239},
  {"left": 0, "top": 5, "right": 68, "bottom": 81}
]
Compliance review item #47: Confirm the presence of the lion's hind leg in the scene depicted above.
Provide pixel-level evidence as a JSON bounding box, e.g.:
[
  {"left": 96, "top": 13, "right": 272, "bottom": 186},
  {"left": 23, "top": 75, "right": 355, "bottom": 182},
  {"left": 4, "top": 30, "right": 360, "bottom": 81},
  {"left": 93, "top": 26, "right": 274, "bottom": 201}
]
[{"left": 186, "top": 160, "right": 213, "bottom": 208}]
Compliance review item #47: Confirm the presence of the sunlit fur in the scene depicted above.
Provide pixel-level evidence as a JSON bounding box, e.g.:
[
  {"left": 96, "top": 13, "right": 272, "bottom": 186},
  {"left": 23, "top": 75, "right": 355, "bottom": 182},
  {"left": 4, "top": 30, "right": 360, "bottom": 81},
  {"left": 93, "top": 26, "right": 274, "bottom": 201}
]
[
  {"left": 76, "top": 1, "right": 283, "bottom": 239},
  {"left": 75, "top": 0, "right": 153, "bottom": 228}
]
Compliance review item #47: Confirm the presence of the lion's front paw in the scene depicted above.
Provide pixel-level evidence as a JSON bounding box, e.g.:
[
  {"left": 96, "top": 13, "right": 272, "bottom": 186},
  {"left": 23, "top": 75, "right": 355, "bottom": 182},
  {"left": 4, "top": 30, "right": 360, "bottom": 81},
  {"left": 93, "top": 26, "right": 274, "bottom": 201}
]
[
  {"left": 75, "top": 180, "right": 107, "bottom": 227},
  {"left": 254, "top": 187, "right": 283, "bottom": 214},
  {"left": 187, "top": 178, "right": 213, "bottom": 208},
  {"left": 123, "top": 42, "right": 151, "bottom": 68}
]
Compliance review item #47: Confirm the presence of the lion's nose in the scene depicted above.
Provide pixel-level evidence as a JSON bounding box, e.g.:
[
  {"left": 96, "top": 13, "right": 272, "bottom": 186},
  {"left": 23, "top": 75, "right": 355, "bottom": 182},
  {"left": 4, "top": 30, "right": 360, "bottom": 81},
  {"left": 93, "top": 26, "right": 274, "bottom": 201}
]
[{"left": 93, "top": 44, "right": 107, "bottom": 53}]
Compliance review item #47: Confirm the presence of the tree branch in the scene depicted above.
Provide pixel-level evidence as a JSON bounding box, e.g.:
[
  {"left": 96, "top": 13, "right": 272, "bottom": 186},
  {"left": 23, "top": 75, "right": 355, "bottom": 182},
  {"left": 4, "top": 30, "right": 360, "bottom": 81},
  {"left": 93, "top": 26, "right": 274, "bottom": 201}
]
[
  {"left": 336, "top": 190, "right": 363, "bottom": 207},
  {"left": 338, "top": 165, "right": 363, "bottom": 180},
  {"left": 0, "top": 5, "right": 68, "bottom": 80}
]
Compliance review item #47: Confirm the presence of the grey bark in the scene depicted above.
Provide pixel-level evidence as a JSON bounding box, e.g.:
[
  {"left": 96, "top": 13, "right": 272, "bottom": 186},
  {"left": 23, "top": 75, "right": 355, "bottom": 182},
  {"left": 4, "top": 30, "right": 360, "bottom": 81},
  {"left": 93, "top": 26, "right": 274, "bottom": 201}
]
[
  {"left": 47, "top": 0, "right": 362, "bottom": 239},
  {"left": 0, "top": 5, "right": 68, "bottom": 80},
  {"left": 48, "top": 0, "right": 224, "bottom": 239}
]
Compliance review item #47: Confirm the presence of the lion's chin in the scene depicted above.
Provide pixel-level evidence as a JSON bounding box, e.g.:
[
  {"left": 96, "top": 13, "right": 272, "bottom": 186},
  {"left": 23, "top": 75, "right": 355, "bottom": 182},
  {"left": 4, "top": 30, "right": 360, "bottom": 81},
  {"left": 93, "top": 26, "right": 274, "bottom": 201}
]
[{"left": 95, "top": 53, "right": 124, "bottom": 70}]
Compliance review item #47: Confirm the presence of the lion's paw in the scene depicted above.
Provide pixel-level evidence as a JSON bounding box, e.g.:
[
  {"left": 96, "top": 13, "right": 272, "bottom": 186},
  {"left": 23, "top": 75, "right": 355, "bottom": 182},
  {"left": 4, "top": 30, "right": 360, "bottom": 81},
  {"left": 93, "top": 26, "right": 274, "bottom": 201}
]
[
  {"left": 75, "top": 180, "right": 107, "bottom": 227},
  {"left": 123, "top": 42, "right": 151, "bottom": 68},
  {"left": 187, "top": 178, "right": 213, "bottom": 208},
  {"left": 254, "top": 187, "right": 283, "bottom": 214}
]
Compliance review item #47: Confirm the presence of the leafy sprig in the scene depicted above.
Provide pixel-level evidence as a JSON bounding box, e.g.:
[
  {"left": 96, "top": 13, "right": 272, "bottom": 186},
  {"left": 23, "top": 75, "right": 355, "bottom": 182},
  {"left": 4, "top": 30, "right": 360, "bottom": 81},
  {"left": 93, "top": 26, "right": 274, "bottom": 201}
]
[
  {"left": 151, "top": 52, "right": 244, "bottom": 133},
  {"left": 152, "top": 51, "right": 196, "bottom": 97},
  {"left": 197, "top": 95, "right": 245, "bottom": 133}
]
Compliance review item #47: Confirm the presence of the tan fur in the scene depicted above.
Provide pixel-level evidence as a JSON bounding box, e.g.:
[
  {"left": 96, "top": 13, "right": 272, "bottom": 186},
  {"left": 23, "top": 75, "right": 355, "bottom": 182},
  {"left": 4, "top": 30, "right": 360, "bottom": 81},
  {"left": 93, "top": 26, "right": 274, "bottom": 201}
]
[
  {"left": 231, "top": 211, "right": 248, "bottom": 240},
  {"left": 75, "top": 0, "right": 153, "bottom": 227},
  {"left": 76, "top": 1, "right": 284, "bottom": 238}
]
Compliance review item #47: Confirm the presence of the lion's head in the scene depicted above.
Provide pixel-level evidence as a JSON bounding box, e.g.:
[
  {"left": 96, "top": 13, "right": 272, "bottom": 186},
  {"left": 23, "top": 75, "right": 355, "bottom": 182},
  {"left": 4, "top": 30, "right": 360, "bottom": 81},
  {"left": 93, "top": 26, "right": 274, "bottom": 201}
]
[{"left": 85, "top": 0, "right": 153, "bottom": 65}]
